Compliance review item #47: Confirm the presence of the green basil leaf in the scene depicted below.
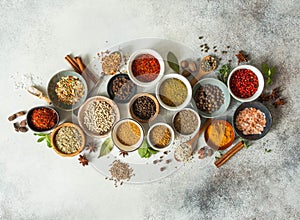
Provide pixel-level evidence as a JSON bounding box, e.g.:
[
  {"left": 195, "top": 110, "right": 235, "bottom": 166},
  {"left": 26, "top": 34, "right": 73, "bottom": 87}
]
[
  {"left": 34, "top": 133, "right": 46, "bottom": 137},
  {"left": 37, "top": 137, "right": 46, "bottom": 142},
  {"left": 167, "top": 52, "right": 180, "bottom": 73},
  {"left": 98, "top": 137, "right": 114, "bottom": 158},
  {"left": 148, "top": 147, "right": 158, "bottom": 154},
  {"left": 46, "top": 140, "right": 52, "bottom": 148}
]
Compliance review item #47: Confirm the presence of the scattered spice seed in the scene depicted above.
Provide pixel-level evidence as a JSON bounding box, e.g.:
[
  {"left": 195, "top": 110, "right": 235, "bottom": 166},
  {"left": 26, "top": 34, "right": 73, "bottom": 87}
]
[
  {"left": 214, "top": 49, "right": 217, "bottom": 52},
  {"left": 227, "top": 46, "right": 230, "bottom": 48},
  {"left": 13, "top": 122, "right": 20, "bottom": 131},
  {"left": 199, "top": 36, "right": 204, "bottom": 39},
  {"left": 228, "top": 60, "right": 232, "bottom": 62},
  {"left": 166, "top": 159, "right": 172, "bottom": 164},
  {"left": 160, "top": 167, "right": 167, "bottom": 172},
  {"left": 213, "top": 46, "right": 217, "bottom": 49},
  {"left": 222, "top": 51, "right": 227, "bottom": 54}
]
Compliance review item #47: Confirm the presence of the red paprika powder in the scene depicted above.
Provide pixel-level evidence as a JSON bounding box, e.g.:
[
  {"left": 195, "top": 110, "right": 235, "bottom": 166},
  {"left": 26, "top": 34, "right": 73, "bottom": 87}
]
[
  {"left": 131, "top": 54, "right": 160, "bottom": 82},
  {"left": 229, "top": 69, "right": 258, "bottom": 98}
]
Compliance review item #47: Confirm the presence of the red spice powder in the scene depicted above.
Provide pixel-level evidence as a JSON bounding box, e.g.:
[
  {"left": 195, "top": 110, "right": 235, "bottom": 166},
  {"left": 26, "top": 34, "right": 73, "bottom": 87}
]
[
  {"left": 30, "top": 107, "right": 58, "bottom": 130},
  {"left": 230, "top": 69, "right": 258, "bottom": 98},
  {"left": 131, "top": 54, "right": 160, "bottom": 82}
]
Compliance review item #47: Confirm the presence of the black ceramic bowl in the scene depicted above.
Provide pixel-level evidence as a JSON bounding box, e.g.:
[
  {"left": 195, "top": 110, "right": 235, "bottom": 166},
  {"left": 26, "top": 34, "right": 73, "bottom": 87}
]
[
  {"left": 233, "top": 101, "right": 272, "bottom": 140},
  {"left": 107, "top": 74, "right": 137, "bottom": 103},
  {"left": 27, "top": 106, "right": 60, "bottom": 132}
]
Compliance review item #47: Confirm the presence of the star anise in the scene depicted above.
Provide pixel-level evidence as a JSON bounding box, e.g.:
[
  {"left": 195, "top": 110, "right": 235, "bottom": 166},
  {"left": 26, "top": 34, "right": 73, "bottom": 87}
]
[
  {"left": 85, "top": 142, "right": 98, "bottom": 153},
  {"left": 259, "top": 93, "right": 270, "bottom": 102},
  {"left": 78, "top": 154, "right": 89, "bottom": 166},
  {"left": 273, "top": 98, "right": 286, "bottom": 108},
  {"left": 269, "top": 87, "right": 282, "bottom": 100},
  {"left": 236, "top": 51, "right": 248, "bottom": 64},
  {"left": 119, "top": 151, "right": 128, "bottom": 157}
]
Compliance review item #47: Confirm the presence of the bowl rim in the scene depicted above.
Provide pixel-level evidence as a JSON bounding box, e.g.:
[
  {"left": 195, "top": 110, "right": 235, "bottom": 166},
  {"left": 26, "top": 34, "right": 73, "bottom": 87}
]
[
  {"left": 147, "top": 122, "right": 175, "bottom": 151},
  {"left": 128, "top": 92, "right": 160, "bottom": 123},
  {"left": 156, "top": 73, "right": 192, "bottom": 111},
  {"left": 51, "top": 122, "right": 85, "bottom": 157},
  {"left": 233, "top": 101, "right": 272, "bottom": 140},
  {"left": 47, "top": 70, "right": 88, "bottom": 111},
  {"left": 27, "top": 105, "right": 60, "bottom": 132},
  {"left": 172, "top": 107, "right": 201, "bottom": 137},
  {"left": 227, "top": 64, "right": 264, "bottom": 102},
  {"left": 204, "top": 119, "right": 235, "bottom": 150},
  {"left": 192, "top": 77, "right": 231, "bottom": 118},
  {"left": 77, "top": 95, "right": 120, "bottom": 138},
  {"left": 111, "top": 118, "right": 145, "bottom": 152},
  {"left": 127, "top": 49, "right": 165, "bottom": 87},
  {"left": 106, "top": 73, "right": 137, "bottom": 103}
]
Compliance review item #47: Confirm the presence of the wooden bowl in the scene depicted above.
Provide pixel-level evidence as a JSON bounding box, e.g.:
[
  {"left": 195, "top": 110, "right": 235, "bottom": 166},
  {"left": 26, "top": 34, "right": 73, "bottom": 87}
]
[
  {"left": 204, "top": 120, "right": 235, "bottom": 150},
  {"left": 129, "top": 93, "right": 160, "bottom": 123},
  {"left": 51, "top": 122, "right": 85, "bottom": 157}
]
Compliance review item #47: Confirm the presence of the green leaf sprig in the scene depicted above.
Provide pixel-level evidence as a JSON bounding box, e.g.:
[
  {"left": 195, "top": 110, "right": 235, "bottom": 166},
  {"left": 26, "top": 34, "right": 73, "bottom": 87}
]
[
  {"left": 98, "top": 137, "right": 114, "bottom": 158},
  {"left": 138, "top": 140, "right": 158, "bottom": 158},
  {"left": 240, "top": 138, "right": 250, "bottom": 149},
  {"left": 167, "top": 51, "right": 180, "bottom": 73},
  {"left": 261, "top": 63, "right": 275, "bottom": 85},
  {"left": 34, "top": 133, "right": 52, "bottom": 148},
  {"left": 217, "top": 64, "right": 231, "bottom": 83},
  {"left": 264, "top": 148, "right": 272, "bottom": 153}
]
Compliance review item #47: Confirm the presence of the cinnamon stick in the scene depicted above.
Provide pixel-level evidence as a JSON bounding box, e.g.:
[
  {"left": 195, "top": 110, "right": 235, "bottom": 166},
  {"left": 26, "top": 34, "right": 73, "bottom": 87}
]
[
  {"left": 65, "top": 55, "right": 81, "bottom": 73},
  {"left": 75, "top": 57, "right": 86, "bottom": 73},
  {"left": 214, "top": 141, "right": 244, "bottom": 168}
]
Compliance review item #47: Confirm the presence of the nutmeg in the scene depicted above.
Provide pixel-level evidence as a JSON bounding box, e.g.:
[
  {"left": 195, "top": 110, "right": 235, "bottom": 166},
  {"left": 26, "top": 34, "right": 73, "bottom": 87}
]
[
  {"left": 180, "top": 60, "right": 188, "bottom": 69},
  {"left": 188, "top": 61, "right": 197, "bottom": 72}
]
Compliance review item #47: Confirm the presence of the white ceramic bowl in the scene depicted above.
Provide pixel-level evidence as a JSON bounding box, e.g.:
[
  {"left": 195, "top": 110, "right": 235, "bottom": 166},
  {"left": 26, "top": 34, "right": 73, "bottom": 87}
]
[
  {"left": 111, "top": 118, "right": 144, "bottom": 152},
  {"left": 127, "top": 49, "right": 165, "bottom": 87},
  {"left": 156, "top": 73, "right": 192, "bottom": 111},
  {"left": 147, "top": 122, "right": 174, "bottom": 151},
  {"left": 172, "top": 107, "right": 201, "bottom": 137},
  {"left": 227, "top": 65, "right": 264, "bottom": 102}
]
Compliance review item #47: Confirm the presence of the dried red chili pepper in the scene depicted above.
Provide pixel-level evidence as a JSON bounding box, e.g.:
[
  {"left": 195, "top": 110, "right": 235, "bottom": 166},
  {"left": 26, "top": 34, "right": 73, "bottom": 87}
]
[
  {"left": 30, "top": 107, "right": 58, "bottom": 130},
  {"left": 132, "top": 54, "right": 160, "bottom": 82},
  {"left": 229, "top": 69, "right": 258, "bottom": 98}
]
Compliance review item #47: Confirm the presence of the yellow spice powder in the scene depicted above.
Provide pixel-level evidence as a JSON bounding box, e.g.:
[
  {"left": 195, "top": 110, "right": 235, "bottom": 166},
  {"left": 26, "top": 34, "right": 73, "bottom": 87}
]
[
  {"left": 117, "top": 121, "right": 141, "bottom": 146},
  {"left": 207, "top": 121, "right": 233, "bottom": 147}
]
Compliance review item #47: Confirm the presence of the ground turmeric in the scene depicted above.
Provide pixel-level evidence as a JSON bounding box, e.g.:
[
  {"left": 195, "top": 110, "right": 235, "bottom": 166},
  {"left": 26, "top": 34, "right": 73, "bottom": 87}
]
[{"left": 206, "top": 120, "right": 234, "bottom": 149}]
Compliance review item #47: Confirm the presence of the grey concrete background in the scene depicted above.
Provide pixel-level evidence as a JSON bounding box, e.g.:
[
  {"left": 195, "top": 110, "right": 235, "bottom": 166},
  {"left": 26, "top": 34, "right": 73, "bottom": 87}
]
[{"left": 0, "top": 0, "right": 299, "bottom": 219}]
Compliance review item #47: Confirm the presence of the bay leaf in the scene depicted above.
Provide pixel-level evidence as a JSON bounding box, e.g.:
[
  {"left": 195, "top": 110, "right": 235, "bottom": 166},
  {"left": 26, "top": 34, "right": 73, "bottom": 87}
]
[
  {"left": 167, "top": 51, "right": 180, "bottom": 74},
  {"left": 98, "top": 137, "right": 114, "bottom": 158}
]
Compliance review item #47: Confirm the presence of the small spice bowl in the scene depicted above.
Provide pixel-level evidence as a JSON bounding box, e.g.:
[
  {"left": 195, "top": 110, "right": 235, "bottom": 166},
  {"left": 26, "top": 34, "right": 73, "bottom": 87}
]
[
  {"left": 127, "top": 49, "right": 165, "bottom": 87},
  {"left": 27, "top": 106, "right": 59, "bottom": 132},
  {"left": 47, "top": 70, "right": 88, "bottom": 111},
  {"left": 51, "top": 122, "right": 85, "bottom": 157},
  {"left": 172, "top": 108, "right": 201, "bottom": 137},
  {"left": 204, "top": 120, "right": 235, "bottom": 150},
  {"left": 227, "top": 65, "right": 264, "bottom": 102},
  {"left": 192, "top": 78, "right": 231, "bottom": 118},
  {"left": 156, "top": 73, "right": 192, "bottom": 111},
  {"left": 78, "top": 96, "right": 120, "bottom": 138},
  {"left": 107, "top": 73, "right": 137, "bottom": 103},
  {"left": 233, "top": 101, "right": 272, "bottom": 140},
  {"left": 129, "top": 93, "right": 160, "bottom": 123},
  {"left": 147, "top": 123, "right": 175, "bottom": 151},
  {"left": 111, "top": 118, "right": 144, "bottom": 152}
]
